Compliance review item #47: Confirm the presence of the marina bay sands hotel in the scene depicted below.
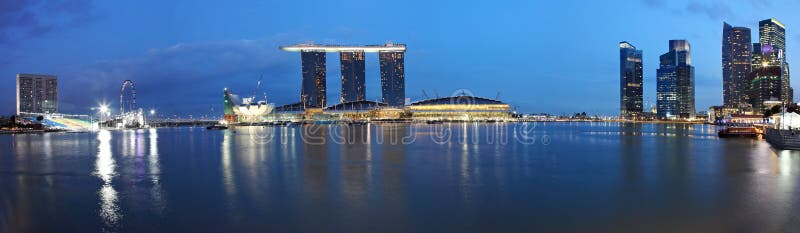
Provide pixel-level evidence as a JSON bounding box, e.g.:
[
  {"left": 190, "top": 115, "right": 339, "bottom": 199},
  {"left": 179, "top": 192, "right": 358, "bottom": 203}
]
[{"left": 280, "top": 43, "right": 406, "bottom": 108}]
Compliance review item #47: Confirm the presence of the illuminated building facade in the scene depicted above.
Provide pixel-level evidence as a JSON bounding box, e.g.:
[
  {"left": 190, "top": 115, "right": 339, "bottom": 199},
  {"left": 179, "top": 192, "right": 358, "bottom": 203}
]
[
  {"left": 406, "top": 96, "right": 511, "bottom": 121},
  {"left": 281, "top": 43, "right": 406, "bottom": 107},
  {"left": 223, "top": 88, "right": 237, "bottom": 123},
  {"left": 301, "top": 51, "right": 327, "bottom": 108},
  {"left": 657, "top": 40, "right": 695, "bottom": 119},
  {"left": 708, "top": 105, "right": 742, "bottom": 123},
  {"left": 222, "top": 88, "right": 275, "bottom": 123},
  {"left": 380, "top": 51, "right": 405, "bottom": 107},
  {"left": 324, "top": 100, "right": 395, "bottom": 120},
  {"left": 619, "top": 41, "right": 643, "bottom": 118},
  {"left": 751, "top": 43, "right": 763, "bottom": 70},
  {"left": 758, "top": 18, "right": 792, "bottom": 104},
  {"left": 760, "top": 18, "right": 786, "bottom": 53},
  {"left": 749, "top": 66, "right": 782, "bottom": 110},
  {"left": 722, "top": 23, "right": 752, "bottom": 110},
  {"left": 16, "top": 73, "right": 58, "bottom": 115},
  {"left": 340, "top": 51, "right": 366, "bottom": 102}
]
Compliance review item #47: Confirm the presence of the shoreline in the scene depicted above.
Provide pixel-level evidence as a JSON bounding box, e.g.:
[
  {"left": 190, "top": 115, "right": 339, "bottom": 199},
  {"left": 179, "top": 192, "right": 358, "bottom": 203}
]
[
  {"left": 0, "top": 129, "right": 70, "bottom": 135},
  {"left": 0, "top": 120, "right": 716, "bottom": 135}
]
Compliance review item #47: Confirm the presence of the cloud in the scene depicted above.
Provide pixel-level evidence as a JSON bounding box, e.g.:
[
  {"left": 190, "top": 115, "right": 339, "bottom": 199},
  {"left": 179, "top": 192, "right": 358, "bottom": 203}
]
[
  {"left": 685, "top": 1, "right": 732, "bottom": 20},
  {"left": 642, "top": 0, "right": 667, "bottom": 8},
  {"left": 0, "top": 0, "right": 95, "bottom": 45},
  {"left": 748, "top": 0, "right": 770, "bottom": 8},
  {"left": 59, "top": 36, "right": 302, "bottom": 116},
  {"left": 641, "top": 0, "right": 734, "bottom": 20}
]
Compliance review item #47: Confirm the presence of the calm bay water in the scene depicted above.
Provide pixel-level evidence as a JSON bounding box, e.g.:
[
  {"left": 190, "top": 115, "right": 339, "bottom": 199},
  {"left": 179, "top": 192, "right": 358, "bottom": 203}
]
[{"left": 1, "top": 122, "right": 799, "bottom": 232}]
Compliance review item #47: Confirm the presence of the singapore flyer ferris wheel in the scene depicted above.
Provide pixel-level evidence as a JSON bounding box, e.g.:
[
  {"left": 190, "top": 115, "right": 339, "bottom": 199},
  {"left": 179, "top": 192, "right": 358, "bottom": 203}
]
[{"left": 120, "top": 80, "right": 136, "bottom": 115}]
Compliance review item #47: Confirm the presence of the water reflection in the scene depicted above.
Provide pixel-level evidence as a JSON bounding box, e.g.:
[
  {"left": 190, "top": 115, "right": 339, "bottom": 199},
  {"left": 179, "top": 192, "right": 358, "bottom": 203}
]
[
  {"left": 619, "top": 123, "right": 644, "bottom": 185},
  {"left": 94, "top": 130, "right": 120, "bottom": 229},
  {"left": 302, "top": 125, "right": 329, "bottom": 203},
  {"left": 221, "top": 130, "right": 235, "bottom": 196},
  {"left": 338, "top": 125, "right": 372, "bottom": 213},
  {"left": 148, "top": 128, "right": 166, "bottom": 216},
  {"left": 5, "top": 124, "right": 800, "bottom": 232}
]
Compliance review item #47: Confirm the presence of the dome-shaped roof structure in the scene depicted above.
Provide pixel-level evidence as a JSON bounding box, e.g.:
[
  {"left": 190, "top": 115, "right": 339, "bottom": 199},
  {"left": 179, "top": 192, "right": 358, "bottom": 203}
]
[
  {"left": 325, "top": 100, "right": 387, "bottom": 111},
  {"left": 408, "top": 95, "right": 505, "bottom": 106}
]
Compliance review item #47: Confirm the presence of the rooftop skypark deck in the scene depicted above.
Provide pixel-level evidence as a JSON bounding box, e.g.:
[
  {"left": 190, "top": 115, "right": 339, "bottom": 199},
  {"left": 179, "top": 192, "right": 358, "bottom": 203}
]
[{"left": 279, "top": 43, "right": 407, "bottom": 52}]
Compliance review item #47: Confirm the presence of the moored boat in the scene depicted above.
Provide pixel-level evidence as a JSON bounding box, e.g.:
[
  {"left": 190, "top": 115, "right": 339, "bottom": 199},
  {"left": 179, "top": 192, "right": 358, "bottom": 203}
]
[
  {"left": 718, "top": 126, "right": 760, "bottom": 138},
  {"left": 206, "top": 124, "right": 229, "bottom": 130}
]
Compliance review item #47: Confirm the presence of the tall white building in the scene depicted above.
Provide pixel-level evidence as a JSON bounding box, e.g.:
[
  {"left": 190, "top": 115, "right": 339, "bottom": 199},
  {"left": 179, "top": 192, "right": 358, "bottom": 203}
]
[{"left": 16, "top": 73, "right": 58, "bottom": 115}]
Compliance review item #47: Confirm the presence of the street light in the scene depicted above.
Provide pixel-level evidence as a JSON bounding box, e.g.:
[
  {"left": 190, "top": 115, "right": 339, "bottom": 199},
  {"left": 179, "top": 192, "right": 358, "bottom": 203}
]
[{"left": 97, "top": 104, "right": 110, "bottom": 128}]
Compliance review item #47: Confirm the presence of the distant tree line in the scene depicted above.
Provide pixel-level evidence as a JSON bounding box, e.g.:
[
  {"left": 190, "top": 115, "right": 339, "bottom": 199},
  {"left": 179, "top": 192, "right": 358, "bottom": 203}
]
[
  {"left": 0, "top": 115, "right": 13, "bottom": 128},
  {"left": 0, "top": 115, "right": 45, "bottom": 129},
  {"left": 764, "top": 105, "right": 800, "bottom": 117},
  {"left": 570, "top": 112, "right": 599, "bottom": 120}
]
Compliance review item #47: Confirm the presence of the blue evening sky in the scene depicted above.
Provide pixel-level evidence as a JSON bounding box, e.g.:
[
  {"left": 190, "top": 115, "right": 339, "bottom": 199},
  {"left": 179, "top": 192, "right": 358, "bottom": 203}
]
[{"left": 1, "top": 0, "right": 799, "bottom": 117}]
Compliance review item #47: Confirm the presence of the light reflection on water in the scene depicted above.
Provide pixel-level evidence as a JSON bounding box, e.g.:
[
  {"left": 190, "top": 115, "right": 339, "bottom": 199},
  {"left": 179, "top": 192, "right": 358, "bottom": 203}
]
[
  {"left": 95, "top": 130, "right": 120, "bottom": 229},
  {"left": 1, "top": 123, "right": 800, "bottom": 232}
]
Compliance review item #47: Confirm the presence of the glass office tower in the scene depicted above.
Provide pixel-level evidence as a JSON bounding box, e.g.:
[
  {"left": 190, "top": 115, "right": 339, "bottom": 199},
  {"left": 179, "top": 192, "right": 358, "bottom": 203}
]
[
  {"left": 722, "top": 23, "right": 752, "bottom": 110},
  {"left": 619, "top": 41, "right": 643, "bottom": 118},
  {"left": 657, "top": 40, "right": 695, "bottom": 120},
  {"left": 749, "top": 65, "right": 782, "bottom": 110},
  {"left": 758, "top": 18, "right": 792, "bottom": 103}
]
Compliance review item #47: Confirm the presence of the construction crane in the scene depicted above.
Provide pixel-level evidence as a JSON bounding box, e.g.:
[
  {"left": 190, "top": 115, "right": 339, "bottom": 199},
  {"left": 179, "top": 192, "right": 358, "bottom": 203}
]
[{"left": 252, "top": 75, "right": 263, "bottom": 100}]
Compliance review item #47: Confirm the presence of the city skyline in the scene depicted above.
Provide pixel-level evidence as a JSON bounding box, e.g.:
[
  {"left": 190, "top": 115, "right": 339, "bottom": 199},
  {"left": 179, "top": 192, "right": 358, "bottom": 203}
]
[{"left": 3, "top": 0, "right": 800, "bottom": 116}]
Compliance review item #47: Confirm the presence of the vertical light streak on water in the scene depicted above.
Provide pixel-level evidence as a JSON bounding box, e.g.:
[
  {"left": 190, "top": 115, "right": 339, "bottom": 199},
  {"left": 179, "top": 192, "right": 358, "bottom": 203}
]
[
  {"left": 773, "top": 150, "right": 800, "bottom": 232},
  {"left": 148, "top": 129, "right": 159, "bottom": 178},
  {"left": 222, "top": 130, "right": 235, "bottom": 196},
  {"left": 366, "top": 125, "right": 373, "bottom": 190},
  {"left": 460, "top": 124, "right": 473, "bottom": 204},
  {"left": 137, "top": 129, "right": 145, "bottom": 157},
  {"left": 148, "top": 128, "right": 165, "bottom": 215},
  {"left": 95, "top": 130, "right": 121, "bottom": 229},
  {"left": 42, "top": 133, "right": 54, "bottom": 185}
]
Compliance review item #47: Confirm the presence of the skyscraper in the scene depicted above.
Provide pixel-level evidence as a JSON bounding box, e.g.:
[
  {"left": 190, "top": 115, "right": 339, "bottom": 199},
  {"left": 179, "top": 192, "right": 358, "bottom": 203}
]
[
  {"left": 16, "top": 73, "right": 58, "bottom": 115},
  {"left": 301, "top": 51, "right": 326, "bottom": 108},
  {"left": 380, "top": 50, "right": 405, "bottom": 107},
  {"left": 751, "top": 43, "right": 763, "bottom": 70},
  {"left": 722, "top": 23, "right": 752, "bottom": 110},
  {"left": 758, "top": 18, "right": 792, "bottom": 103},
  {"left": 748, "top": 65, "right": 782, "bottom": 110},
  {"left": 619, "top": 41, "right": 643, "bottom": 118},
  {"left": 281, "top": 43, "right": 407, "bottom": 107},
  {"left": 760, "top": 18, "right": 786, "bottom": 53},
  {"left": 340, "top": 51, "right": 366, "bottom": 103},
  {"left": 657, "top": 40, "right": 695, "bottom": 119}
]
